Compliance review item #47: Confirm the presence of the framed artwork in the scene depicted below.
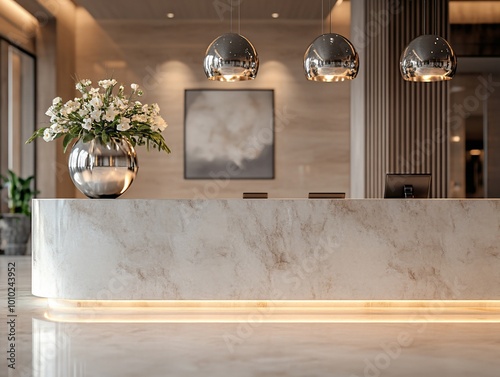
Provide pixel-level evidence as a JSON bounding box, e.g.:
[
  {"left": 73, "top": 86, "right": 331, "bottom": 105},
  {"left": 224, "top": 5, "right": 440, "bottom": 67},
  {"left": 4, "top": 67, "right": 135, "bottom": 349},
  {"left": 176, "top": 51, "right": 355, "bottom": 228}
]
[{"left": 184, "top": 89, "right": 274, "bottom": 179}]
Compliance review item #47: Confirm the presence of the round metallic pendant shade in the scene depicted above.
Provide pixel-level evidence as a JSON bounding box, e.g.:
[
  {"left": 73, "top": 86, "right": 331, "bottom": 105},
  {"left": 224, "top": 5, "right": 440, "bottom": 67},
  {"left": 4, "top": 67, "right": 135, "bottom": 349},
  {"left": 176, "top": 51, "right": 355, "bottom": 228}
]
[
  {"left": 304, "top": 33, "right": 359, "bottom": 82},
  {"left": 203, "top": 33, "right": 259, "bottom": 82},
  {"left": 400, "top": 35, "right": 457, "bottom": 82}
]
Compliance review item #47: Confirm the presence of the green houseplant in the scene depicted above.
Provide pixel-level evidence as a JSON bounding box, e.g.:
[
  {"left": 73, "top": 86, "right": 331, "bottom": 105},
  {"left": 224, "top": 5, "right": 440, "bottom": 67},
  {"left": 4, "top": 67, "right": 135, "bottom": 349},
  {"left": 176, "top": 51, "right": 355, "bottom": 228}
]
[{"left": 0, "top": 170, "right": 38, "bottom": 255}]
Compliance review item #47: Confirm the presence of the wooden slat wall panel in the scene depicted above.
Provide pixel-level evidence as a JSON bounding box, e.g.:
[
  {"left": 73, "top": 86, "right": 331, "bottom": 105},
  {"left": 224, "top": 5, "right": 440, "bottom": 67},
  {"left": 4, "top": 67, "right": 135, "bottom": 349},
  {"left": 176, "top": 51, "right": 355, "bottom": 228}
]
[{"left": 364, "top": 0, "right": 450, "bottom": 198}]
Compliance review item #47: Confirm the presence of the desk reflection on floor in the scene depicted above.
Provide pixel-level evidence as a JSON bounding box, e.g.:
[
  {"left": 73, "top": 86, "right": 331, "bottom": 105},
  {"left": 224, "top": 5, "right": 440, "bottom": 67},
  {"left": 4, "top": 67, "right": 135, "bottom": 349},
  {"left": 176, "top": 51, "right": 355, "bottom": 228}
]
[{"left": 31, "top": 318, "right": 500, "bottom": 377}]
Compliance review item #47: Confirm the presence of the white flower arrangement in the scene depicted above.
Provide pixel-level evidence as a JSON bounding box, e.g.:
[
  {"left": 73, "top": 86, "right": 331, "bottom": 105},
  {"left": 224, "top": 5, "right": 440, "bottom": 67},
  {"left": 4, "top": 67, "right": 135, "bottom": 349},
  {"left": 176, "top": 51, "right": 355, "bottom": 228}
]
[{"left": 27, "top": 79, "right": 171, "bottom": 153}]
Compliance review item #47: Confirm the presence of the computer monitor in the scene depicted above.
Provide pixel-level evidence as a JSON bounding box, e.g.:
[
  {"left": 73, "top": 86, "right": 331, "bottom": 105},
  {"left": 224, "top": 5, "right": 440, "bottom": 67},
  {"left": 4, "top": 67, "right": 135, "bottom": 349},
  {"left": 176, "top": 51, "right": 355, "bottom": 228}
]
[{"left": 384, "top": 174, "right": 431, "bottom": 198}]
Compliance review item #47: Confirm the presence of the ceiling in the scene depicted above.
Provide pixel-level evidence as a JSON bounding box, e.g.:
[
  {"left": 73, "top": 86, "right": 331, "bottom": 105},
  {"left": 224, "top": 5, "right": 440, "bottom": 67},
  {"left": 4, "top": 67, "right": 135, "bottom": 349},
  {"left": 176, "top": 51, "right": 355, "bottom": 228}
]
[
  {"left": 72, "top": 0, "right": 339, "bottom": 21},
  {"left": 71, "top": 0, "right": 500, "bottom": 23}
]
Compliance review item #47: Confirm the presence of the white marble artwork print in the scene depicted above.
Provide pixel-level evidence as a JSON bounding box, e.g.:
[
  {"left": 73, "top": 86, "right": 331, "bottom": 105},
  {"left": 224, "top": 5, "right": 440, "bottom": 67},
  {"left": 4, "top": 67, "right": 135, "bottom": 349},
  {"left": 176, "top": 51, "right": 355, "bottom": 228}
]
[{"left": 184, "top": 90, "right": 274, "bottom": 179}]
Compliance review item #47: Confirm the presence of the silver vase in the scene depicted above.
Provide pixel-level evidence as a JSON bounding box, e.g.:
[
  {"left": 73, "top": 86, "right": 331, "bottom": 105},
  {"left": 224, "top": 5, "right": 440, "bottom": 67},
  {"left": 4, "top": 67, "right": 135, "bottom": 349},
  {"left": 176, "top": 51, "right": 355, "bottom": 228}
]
[{"left": 68, "top": 137, "right": 138, "bottom": 199}]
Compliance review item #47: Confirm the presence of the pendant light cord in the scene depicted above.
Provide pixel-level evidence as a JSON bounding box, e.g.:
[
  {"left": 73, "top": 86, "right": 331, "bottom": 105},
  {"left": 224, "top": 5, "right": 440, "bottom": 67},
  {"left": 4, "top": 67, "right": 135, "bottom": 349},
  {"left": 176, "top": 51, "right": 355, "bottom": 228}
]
[
  {"left": 321, "top": 0, "right": 324, "bottom": 34},
  {"left": 230, "top": 0, "right": 233, "bottom": 33},
  {"left": 238, "top": 0, "right": 241, "bottom": 34},
  {"left": 329, "top": 0, "right": 332, "bottom": 34},
  {"left": 434, "top": 0, "right": 437, "bottom": 35},
  {"left": 423, "top": 0, "right": 427, "bottom": 35}
]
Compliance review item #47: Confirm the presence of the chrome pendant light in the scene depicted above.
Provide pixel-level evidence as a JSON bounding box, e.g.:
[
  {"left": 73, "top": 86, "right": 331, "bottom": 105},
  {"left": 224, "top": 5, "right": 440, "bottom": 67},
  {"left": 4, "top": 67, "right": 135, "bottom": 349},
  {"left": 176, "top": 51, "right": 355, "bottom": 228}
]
[
  {"left": 400, "top": 0, "right": 457, "bottom": 82},
  {"left": 304, "top": 0, "right": 358, "bottom": 82},
  {"left": 203, "top": 1, "right": 259, "bottom": 81}
]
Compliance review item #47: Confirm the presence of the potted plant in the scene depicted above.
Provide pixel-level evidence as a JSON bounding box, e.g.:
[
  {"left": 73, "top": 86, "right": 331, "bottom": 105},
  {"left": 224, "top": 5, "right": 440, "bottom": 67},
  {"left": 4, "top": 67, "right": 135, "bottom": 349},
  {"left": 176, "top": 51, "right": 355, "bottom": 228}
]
[
  {"left": 0, "top": 170, "right": 38, "bottom": 255},
  {"left": 27, "top": 79, "right": 171, "bottom": 199}
]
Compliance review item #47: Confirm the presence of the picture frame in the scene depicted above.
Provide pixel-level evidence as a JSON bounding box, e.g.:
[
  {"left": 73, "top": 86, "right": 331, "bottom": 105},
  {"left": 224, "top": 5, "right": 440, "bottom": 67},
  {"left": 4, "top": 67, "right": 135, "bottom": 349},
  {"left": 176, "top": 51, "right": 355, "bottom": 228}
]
[{"left": 184, "top": 89, "right": 275, "bottom": 180}]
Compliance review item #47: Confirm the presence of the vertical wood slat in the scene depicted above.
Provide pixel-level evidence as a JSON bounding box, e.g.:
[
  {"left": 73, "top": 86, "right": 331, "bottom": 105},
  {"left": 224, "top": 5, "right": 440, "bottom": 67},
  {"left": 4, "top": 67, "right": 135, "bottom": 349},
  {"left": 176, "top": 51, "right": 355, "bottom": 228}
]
[{"left": 364, "top": 0, "right": 449, "bottom": 198}]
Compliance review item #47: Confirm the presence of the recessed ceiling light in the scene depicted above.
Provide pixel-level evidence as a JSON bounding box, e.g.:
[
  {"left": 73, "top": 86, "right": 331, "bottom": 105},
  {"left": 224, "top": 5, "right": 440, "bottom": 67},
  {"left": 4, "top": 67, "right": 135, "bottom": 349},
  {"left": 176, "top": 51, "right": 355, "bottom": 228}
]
[
  {"left": 451, "top": 136, "right": 461, "bottom": 142},
  {"left": 470, "top": 149, "right": 482, "bottom": 156},
  {"left": 167, "top": 13, "right": 175, "bottom": 19},
  {"left": 271, "top": 13, "right": 279, "bottom": 19}
]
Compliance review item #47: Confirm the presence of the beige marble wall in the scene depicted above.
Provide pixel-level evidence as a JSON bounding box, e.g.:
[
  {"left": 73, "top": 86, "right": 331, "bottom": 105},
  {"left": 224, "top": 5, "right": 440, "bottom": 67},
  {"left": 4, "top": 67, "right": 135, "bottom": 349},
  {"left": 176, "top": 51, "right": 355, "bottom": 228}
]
[{"left": 75, "top": 9, "right": 351, "bottom": 198}]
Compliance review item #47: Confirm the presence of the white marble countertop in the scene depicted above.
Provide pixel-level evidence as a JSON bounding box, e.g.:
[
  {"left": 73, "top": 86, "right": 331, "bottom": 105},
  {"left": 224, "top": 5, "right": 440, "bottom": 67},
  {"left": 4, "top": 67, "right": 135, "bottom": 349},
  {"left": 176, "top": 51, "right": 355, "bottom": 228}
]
[{"left": 2, "top": 256, "right": 500, "bottom": 377}]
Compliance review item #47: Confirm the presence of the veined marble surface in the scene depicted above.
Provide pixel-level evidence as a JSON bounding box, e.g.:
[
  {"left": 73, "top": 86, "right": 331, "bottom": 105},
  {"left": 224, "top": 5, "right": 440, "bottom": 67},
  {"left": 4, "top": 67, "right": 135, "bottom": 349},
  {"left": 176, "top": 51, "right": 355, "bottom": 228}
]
[
  {"left": 32, "top": 199, "right": 500, "bottom": 300},
  {"left": 2, "top": 257, "right": 500, "bottom": 377}
]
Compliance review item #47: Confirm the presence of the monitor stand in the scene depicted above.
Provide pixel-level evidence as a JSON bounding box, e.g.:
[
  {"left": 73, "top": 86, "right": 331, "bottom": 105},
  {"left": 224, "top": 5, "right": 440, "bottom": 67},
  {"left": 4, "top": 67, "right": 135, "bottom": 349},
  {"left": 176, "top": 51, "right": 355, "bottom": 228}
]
[{"left": 403, "top": 185, "right": 414, "bottom": 198}]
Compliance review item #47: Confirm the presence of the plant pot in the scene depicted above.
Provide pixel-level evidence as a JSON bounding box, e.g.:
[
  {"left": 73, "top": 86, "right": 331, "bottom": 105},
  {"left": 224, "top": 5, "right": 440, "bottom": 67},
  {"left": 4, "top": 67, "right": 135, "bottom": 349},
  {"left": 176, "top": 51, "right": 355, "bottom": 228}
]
[
  {"left": 68, "top": 137, "right": 138, "bottom": 199},
  {"left": 0, "top": 214, "right": 31, "bottom": 255}
]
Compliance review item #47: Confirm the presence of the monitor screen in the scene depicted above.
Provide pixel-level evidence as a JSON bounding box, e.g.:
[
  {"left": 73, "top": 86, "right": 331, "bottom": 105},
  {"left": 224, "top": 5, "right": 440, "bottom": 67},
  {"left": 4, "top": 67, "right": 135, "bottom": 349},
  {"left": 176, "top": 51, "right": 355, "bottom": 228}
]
[{"left": 384, "top": 174, "right": 431, "bottom": 198}]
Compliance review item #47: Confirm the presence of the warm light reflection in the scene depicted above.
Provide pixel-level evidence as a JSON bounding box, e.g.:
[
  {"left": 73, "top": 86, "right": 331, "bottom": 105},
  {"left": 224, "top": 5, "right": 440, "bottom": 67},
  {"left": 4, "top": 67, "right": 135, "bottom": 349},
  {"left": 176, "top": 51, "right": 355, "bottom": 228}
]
[
  {"left": 2, "top": 0, "right": 37, "bottom": 33},
  {"left": 470, "top": 149, "right": 482, "bottom": 156},
  {"left": 45, "top": 300, "right": 500, "bottom": 323}
]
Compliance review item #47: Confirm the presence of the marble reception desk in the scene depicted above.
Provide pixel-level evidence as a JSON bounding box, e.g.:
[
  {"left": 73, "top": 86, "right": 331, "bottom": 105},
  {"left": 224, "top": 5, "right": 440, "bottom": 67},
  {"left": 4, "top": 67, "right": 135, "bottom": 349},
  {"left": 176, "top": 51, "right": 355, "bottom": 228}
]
[{"left": 32, "top": 199, "right": 500, "bottom": 302}]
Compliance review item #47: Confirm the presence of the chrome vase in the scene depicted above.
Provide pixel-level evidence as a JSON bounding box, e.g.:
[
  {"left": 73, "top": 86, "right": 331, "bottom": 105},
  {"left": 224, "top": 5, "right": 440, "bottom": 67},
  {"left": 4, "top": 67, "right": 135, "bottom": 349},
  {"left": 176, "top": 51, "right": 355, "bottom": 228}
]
[{"left": 68, "top": 137, "right": 138, "bottom": 199}]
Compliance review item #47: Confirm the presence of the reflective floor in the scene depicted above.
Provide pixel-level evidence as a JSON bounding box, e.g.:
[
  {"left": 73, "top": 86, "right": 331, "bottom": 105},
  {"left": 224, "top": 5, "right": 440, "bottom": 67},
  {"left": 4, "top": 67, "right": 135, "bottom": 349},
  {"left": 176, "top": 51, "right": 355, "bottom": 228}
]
[{"left": 2, "top": 256, "right": 500, "bottom": 377}]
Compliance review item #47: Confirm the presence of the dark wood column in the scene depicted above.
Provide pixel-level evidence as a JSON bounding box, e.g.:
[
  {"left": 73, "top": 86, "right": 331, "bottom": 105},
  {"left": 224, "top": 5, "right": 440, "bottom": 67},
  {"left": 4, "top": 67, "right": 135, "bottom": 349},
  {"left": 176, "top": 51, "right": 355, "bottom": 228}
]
[{"left": 351, "top": 0, "right": 450, "bottom": 198}]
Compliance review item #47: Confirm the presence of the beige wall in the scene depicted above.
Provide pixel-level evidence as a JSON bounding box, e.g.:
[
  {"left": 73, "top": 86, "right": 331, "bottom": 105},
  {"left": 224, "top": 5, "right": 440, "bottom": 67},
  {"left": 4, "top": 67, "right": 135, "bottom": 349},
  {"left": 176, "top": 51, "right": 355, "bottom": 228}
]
[{"left": 75, "top": 8, "right": 352, "bottom": 199}]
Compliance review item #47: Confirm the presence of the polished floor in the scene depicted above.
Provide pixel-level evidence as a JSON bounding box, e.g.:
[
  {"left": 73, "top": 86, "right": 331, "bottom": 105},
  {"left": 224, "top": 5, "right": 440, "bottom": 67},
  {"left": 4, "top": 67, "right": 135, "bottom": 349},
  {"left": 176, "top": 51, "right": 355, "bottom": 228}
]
[{"left": 1, "top": 256, "right": 500, "bottom": 377}]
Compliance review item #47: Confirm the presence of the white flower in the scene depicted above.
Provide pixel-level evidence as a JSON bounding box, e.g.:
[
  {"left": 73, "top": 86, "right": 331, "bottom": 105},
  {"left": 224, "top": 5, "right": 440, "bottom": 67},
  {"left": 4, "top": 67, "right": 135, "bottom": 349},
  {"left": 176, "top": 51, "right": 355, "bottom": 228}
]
[
  {"left": 98, "top": 79, "right": 117, "bottom": 89},
  {"left": 82, "top": 118, "right": 92, "bottom": 130},
  {"left": 45, "top": 107, "right": 55, "bottom": 117},
  {"left": 64, "top": 100, "right": 79, "bottom": 114},
  {"left": 117, "top": 117, "right": 131, "bottom": 131},
  {"left": 90, "top": 109, "right": 102, "bottom": 122},
  {"left": 35, "top": 78, "right": 169, "bottom": 153},
  {"left": 78, "top": 108, "right": 89, "bottom": 117},
  {"left": 132, "top": 114, "right": 147, "bottom": 123},
  {"left": 75, "top": 79, "right": 91, "bottom": 91},
  {"left": 154, "top": 116, "right": 167, "bottom": 132},
  {"left": 114, "top": 97, "right": 127, "bottom": 111},
  {"left": 50, "top": 123, "right": 62, "bottom": 133},
  {"left": 43, "top": 128, "right": 56, "bottom": 142},
  {"left": 90, "top": 96, "right": 103, "bottom": 109},
  {"left": 75, "top": 82, "right": 88, "bottom": 93},
  {"left": 103, "top": 106, "right": 118, "bottom": 122}
]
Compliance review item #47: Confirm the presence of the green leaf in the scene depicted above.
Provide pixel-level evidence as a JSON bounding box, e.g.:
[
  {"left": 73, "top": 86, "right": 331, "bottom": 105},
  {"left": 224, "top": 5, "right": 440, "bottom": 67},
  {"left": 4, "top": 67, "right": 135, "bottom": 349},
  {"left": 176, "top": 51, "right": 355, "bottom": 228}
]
[
  {"left": 26, "top": 128, "right": 47, "bottom": 144},
  {"left": 1, "top": 170, "right": 38, "bottom": 215},
  {"left": 102, "top": 133, "right": 109, "bottom": 144},
  {"left": 63, "top": 134, "right": 74, "bottom": 152},
  {"left": 83, "top": 133, "right": 94, "bottom": 143}
]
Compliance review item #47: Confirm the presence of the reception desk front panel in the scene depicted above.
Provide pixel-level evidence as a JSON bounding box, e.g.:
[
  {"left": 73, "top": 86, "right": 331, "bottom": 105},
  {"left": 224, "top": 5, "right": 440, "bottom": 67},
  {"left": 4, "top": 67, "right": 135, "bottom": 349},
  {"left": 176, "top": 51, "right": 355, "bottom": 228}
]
[{"left": 32, "top": 199, "right": 500, "bottom": 300}]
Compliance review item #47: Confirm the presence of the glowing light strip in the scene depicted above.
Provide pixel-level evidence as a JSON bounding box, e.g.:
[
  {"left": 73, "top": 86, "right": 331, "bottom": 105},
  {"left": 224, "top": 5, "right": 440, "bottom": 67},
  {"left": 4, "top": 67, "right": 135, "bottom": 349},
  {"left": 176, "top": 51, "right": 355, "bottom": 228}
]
[{"left": 45, "top": 300, "right": 500, "bottom": 323}]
